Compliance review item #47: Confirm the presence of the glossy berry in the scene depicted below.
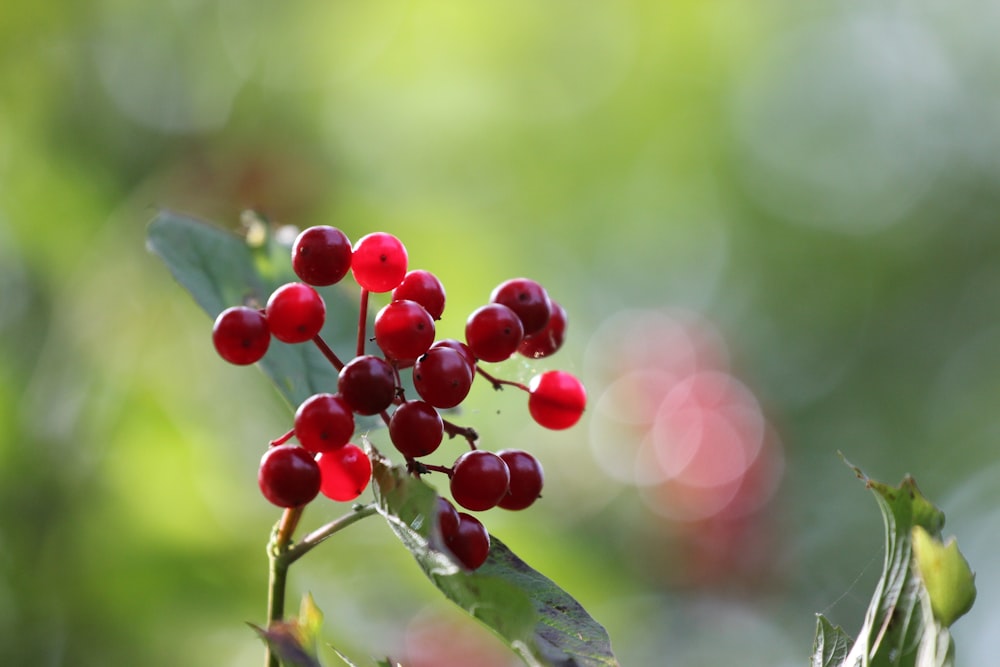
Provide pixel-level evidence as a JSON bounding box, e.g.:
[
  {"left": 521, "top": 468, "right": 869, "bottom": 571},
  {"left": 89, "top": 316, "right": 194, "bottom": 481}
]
[
  {"left": 291, "top": 225, "right": 352, "bottom": 286},
  {"left": 445, "top": 512, "right": 491, "bottom": 570},
  {"left": 212, "top": 306, "right": 270, "bottom": 365},
  {"left": 496, "top": 450, "right": 544, "bottom": 510},
  {"left": 389, "top": 400, "right": 444, "bottom": 458},
  {"left": 528, "top": 370, "right": 586, "bottom": 430},
  {"left": 435, "top": 496, "right": 461, "bottom": 539},
  {"left": 413, "top": 346, "right": 475, "bottom": 409},
  {"left": 351, "top": 232, "right": 408, "bottom": 292},
  {"left": 374, "top": 300, "right": 436, "bottom": 362},
  {"left": 450, "top": 450, "right": 510, "bottom": 512},
  {"left": 490, "top": 278, "right": 551, "bottom": 335},
  {"left": 294, "top": 393, "right": 355, "bottom": 453},
  {"left": 338, "top": 355, "right": 397, "bottom": 415},
  {"left": 431, "top": 338, "right": 476, "bottom": 370},
  {"left": 519, "top": 300, "right": 567, "bottom": 359},
  {"left": 392, "top": 269, "right": 446, "bottom": 320},
  {"left": 265, "top": 282, "right": 326, "bottom": 344},
  {"left": 317, "top": 444, "right": 372, "bottom": 501},
  {"left": 465, "top": 303, "right": 524, "bottom": 363},
  {"left": 258, "top": 444, "right": 321, "bottom": 508}
]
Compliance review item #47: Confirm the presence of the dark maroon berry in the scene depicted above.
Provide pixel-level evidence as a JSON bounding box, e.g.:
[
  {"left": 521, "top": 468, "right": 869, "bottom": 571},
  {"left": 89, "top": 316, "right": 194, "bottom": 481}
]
[
  {"left": 445, "top": 512, "right": 491, "bottom": 570},
  {"left": 496, "top": 450, "right": 544, "bottom": 510},
  {"left": 528, "top": 370, "right": 586, "bottom": 430},
  {"left": 389, "top": 400, "right": 444, "bottom": 458},
  {"left": 436, "top": 496, "right": 461, "bottom": 539},
  {"left": 413, "top": 346, "right": 475, "bottom": 409},
  {"left": 212, "top": 306, "right": 270, "bottom": 365},
  {"left": 464, "top": 303, "right": 524, "bottom": 363},
  {"left": 317, "top": 444, "right": 372, "bottom": 501},
  {"left": 431, "top": 338, "right": 476, "bottom": 370},
  {"left": 374, "top": 300, "right": 436, "bottom": 362},
  {"left": 490, "top": 278, "right": 551, "bottom": 336},
  {"left": 338, "top": 355, "right": 397, "bottom": 415},
  {"left": 258, "top": 444, "right": 321, "bottom": 508},
  {"left": 265, "top": 282, "right": 326, "bottom": 343},
  {"left": 518, "top": 300, "right": 567, "bottom": 359},
  {"left": 294, "top": 393, "right": 355, "bottom": 453},
  {"left": 450, "top": 450, "right": 510, "bottom": 512},
  {"left": 292, "top": 225, "right": 352, "bottom": 286},
  {"left": 392, "top": 269, "right": 446, "bottom": 320},
  {"left": 351, "top": 232, "right": 408, "bottom": 292}
]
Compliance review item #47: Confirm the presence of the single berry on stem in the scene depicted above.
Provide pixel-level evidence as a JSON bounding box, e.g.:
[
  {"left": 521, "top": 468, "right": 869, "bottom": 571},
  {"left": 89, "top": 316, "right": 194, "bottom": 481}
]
[
  {"left": 519, "top": 300, "right": 567, "bottom": 359},
  {"left": 450, "top": 450, "right": 511, "bottom": 512},
  {"left": 212, "top": 306, "right": 270, "bottom": 365},
  {"left": 338, "top": 355, "right": 397, "bottom": 415},
  {"left": 294, "top": 393, "right": 355, "bottom": 453},
  {"left": 258, "top": 444, "right": 321, "bottom": 508},
  {"left": 266, "top": 282, "right": 326, "bottom": 344},
  {"left": 465, "top": 303, "right": 525, "bottom": 363},
  {"left": 496, "top": 449, "right": 544, "bottom": 510},
  {"left": 445, "top": 512, "right": 491, "bottom": 570},
  {"left": 317, "top": 444, "right": 372, "bottom": 501},
  {"left": 291, "top": 225, "right": 352, "bottom": 286},
  {"left": 413, "top": 346, "right": 475, "bottom": 409},
  {"left": 528, "top": 370, "right": 587, "bottom": 430},
  {"left": 490, "top": 277, "right": 551, "bottom": 335},
  {"left": 389, "top": 400, "right": 444, "bottom": 458},
  {"left": 374, "top": 299, "right": 436, "bottom": 362},
  {"left": 393, "top": 269, "right": 446, "bottom": 320},
  {"left": 351, "top": 232, "right": 408, "bottom": 292}
]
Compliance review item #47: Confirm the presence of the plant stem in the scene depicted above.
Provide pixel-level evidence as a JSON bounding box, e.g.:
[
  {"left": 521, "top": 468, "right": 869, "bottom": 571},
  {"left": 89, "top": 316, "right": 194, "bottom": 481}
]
[
  {"left": 357, "top": 288, "right": 370, "bottom": 357},
  {"left": 284, "top": 503, "right": 378, "bottom": 565}
]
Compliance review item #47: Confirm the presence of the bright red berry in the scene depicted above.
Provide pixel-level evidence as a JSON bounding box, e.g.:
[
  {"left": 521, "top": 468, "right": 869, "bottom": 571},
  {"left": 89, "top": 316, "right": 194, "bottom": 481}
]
[
  {"left": 258, "top": 444, "right": 321, "bottom": 508},
  {"left": 392, "top": 269, "right": 446, "bottom": 320},
  {"left": 528, "top": 370, "right": 586, "bottom": 430},
  {"left": 294, "top": 393, "right": 355, "bottom": 453},
  {"left": 518, "top": 300, "right": 567, "bottom": 359},
  {"left": 291, "top": 225, "right": 352, "bottom": 286},
  {"left": 445, "top": 512, "right": 491, "bottom": 570},
  {"left": 212, "top": 306, "right": 270, "bottom": 365},
  {"left": 490, "top": 278, "right": 551, "bottom": 336},
  {"left": 413, "top": 346, "right": 475, "bottom": 409},
  {"left": 351, "top": 232, "right": 408, "bottom": 292},
  {"left": 374, "top": 300, "right": 436, "bottom": 362},
  {"left": 465, "top": 303, "right": 524, "bottom": 363},
  {"left": 389, "top": 400, "right": 444, "bottom": 458},
  {"left": 317, "top": 444, "right": 372, "bottom": 501},
  {"left": 450, "top": 450, "right": 510, "bottom": 512},
  {"left": 338, "top": 355, "right": 397, "bottom": 415},
  {"left": 496, "top": 450, "right": 544, "bottom": 510},
  {"left": 265, "top": 282, "right": 326, "bottom": 343}
]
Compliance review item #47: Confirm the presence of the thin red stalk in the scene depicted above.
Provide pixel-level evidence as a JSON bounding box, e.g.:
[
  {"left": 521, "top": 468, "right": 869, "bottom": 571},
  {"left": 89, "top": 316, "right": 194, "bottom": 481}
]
[
  {"left": 356, "top": 287, "right": 370, "bottom": 357},
  {"left": 311, "top": 334, "right": 345, "bottom": 371},
  {"left": 475, "top": 365, "right": 529, "bottom": 393},
  {"left": 269, "top": 428, "right": 295, "bottom": 447}
]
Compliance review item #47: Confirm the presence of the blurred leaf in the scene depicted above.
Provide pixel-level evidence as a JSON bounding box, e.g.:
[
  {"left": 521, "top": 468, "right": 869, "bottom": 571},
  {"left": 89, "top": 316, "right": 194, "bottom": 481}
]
[
  {"left": 370, "top": 448, "right": 619, "bottom": 667},
  {"left": 146, "top": 210, "right": 363, "bottom": 408},
  {"left": 249, "top": 622, "right": 322, "bottom": 667},
  {"left": 812, "top": 460, "right": 976, "bottom": 667}
]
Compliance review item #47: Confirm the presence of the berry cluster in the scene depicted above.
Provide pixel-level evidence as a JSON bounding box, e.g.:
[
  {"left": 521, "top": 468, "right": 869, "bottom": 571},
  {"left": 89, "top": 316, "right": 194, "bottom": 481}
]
[{"left": 211, "top": 225, "right": 586, "bottom": 569}]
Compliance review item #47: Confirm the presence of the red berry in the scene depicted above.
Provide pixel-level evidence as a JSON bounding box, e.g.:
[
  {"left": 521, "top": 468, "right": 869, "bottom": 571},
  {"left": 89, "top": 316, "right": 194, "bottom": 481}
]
[
  {"left": 317, "top": 444, "right": 372, "bottom": 501},
  {"left": 291, "top": 225, "right": 352, "bottom": 286},
  {"left": 490, "top": 278, "right": 551, "bottom": 336},
  {"left": 258, "top": 444, "right": 321, "bottom": 508},
  {"left": 431, "top": 338, "right": 477, "bottom": 370},
  {"left": 528, "top": 370, "right": 586, "bottom": 430},
  {"left": 265, "top": 282, "right": 326, "bottom": 344},
  {"left": 445, "top": 512, "right": 491, "bottom": 570},
  {"left": 351, "top": 232, "right": 408, "bottom": 292},
  {"left": 212, "top": 306, "right": 270, "bottom": 365},
  {"left": 338, "top": 355, "right": 397, "bottom": 415},
  {"left": 465, "top": 303, "right": 524, "bottom": 363},
  {"left": 450, "top": 450, "right": 510, "bottom": 512},
  {"left": 393, "top": 269, "right": 446, "bottom": 320},
  {"left": 413, "top": 346, "right": 475, "bottom": 409},
  {"left": 294, "top": 393, "right": 355, "bottom": 453},
  {"left": 374, "top": 300, "right": 436, "bottom": 362},
  {"left": 518, "top": 300, "right": 567, "bottom": 359},
  {"left": 436, "top": 496, "right": 461, "bottom": 539},
  {"left": 389, "top": 400, "right": 444, "bottom": 458},
  {"left": 496, "top": 450, "right": 544, "bottom": 510}
]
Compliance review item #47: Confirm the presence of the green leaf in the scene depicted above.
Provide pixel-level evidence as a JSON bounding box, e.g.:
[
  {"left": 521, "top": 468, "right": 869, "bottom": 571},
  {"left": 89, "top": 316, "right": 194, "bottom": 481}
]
[
  {"left": 370, "top": 448, "right": 619, "bottom": 667},
  {"left": 250, "top": 593, "right": 327, "bottom": 667},
  {"left": 146, "top": 210, "right": 363, "bottom": 409},
  {"left": 811, "top": 459, "right": 976, "bottom": 667}
]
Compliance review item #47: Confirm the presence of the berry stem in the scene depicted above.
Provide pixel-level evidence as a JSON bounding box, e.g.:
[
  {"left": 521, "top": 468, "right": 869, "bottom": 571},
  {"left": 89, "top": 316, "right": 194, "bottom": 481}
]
[
  {"left": 475, "top": 366, "right": 529, "bottom": 393},
  {"left": 264, "top": 506, "right": 304, "bottom": 667},
  {"left": 311, "top": 334, "right": 345, "bottom": 371},
  {"left": 356, "top": 287, "right": 370, "bottom": 357},
  {"left": 442, "top": 419, "right": 479, "bottom": 449},
  {"left": 268, "top": 429, "right": 295, "bottom": 447},
  {"left": 283, "top": 502, "right": 378, "bottom": 565}
]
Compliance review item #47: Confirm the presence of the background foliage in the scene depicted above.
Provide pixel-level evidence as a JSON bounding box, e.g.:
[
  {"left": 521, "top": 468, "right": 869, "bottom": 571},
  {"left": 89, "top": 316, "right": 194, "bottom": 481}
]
[{"left": 2, "top": 1, "right": 999, "bottom": 665}]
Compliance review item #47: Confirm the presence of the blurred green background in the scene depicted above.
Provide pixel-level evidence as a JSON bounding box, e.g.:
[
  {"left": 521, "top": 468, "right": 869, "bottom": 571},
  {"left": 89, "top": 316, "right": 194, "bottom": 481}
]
[{"left": 3, "top": 1, "right": 1000, "bottom": 665}]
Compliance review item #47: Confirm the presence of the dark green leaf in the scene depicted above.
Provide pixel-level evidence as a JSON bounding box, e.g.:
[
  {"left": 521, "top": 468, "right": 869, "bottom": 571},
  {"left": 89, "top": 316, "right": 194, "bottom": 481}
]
[
  {"left": 810, "top": 616, "right": 852, "bottom": 667},
  {"left": 370, "top": 448, "right": 619, "bottom": 667}
]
